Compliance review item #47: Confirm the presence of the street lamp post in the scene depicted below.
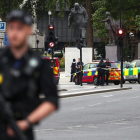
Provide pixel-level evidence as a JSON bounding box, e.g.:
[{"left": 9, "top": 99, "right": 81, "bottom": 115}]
[
  {"left": 129, "top": 32, "right": 135, "bottom": 61},
  {"left": 48, "top": 11, "right": 52, "bottom": 25}
]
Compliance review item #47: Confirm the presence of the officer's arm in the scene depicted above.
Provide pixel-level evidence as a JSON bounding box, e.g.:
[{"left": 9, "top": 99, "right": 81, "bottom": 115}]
[{"left": 27, "top": 59, "right": 58, "bottom": 124}]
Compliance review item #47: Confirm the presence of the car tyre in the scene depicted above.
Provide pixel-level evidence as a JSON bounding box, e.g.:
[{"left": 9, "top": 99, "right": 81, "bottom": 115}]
[
  {"left": 114, "top": 81, "right": 120, "bottom": 85},
  {"left": 75, "top": 76, "right": 78, "bottom": 85},
  {"left": 138, "top": 74, "right": 140, "bottom": 84}
]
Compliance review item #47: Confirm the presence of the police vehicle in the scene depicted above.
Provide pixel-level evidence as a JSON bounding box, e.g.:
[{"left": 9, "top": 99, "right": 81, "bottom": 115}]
[
  {"left": 123, "top": 60, "right": 140, "bottom": 83},
  {"left": 42, "top": 56, "right": 60, "bottom": 84},
  {"left": 73, "top": 61, "right": 121, "bottom": 85}
]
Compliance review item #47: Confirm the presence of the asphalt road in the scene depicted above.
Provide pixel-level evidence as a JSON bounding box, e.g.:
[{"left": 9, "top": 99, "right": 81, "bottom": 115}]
[{"left": 34, "top": 83, "right": 140, "bottom": 140}]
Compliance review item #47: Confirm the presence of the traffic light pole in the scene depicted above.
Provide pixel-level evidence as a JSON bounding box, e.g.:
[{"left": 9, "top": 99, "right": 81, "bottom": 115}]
[
  {"left": 120, "top": 0, "right": 123, "bottom": 88},
  {"left": 120, "top": 44, "right": 123, "bottom": 88},
  {"left": 80, "top": 47, "right": 83, "bottom": 86},
  {"left": 51, "top": 48, "right": 54, "bottom": 59}
]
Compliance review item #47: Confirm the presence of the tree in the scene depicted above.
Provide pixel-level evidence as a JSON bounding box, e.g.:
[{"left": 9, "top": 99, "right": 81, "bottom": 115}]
[
  {"left": 0, "top": 0, "right": 94, "bottom": 57},
  {"left": 86, "top": 0, "right": 94, "bottom": 59},
  {"left": 0, "top": 0, "right": 23, "bottom": 21}
]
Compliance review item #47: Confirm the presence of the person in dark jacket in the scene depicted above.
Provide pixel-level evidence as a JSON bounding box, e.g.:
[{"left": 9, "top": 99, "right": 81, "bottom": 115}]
[
  {"left": 70, "top": 59, "right": 76, "bottom": 82},
  {"left": 0, "top": 10, "right": 58, "bottom": 140},
  {"left": 105, "top": 58, "right": 111, "bottom": 85},
  {"left": 76, "top": 58, "right": 84, "bottom": 85},
  {"left": 97, "top": 59, "right": 106, "bottom": 86}
]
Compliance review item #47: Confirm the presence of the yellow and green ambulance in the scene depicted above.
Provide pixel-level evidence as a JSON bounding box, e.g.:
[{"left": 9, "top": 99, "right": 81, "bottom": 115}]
[{"left": 123, "top": 60, "right": 140, "bottom": 83}]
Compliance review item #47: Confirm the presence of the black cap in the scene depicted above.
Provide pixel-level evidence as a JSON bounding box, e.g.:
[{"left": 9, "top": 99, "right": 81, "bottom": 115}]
[{"left": 7, "top": 10, "right": 33, "bottom": 26}]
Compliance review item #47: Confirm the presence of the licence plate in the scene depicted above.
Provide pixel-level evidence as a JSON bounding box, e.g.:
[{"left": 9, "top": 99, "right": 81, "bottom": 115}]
[{"left": 125, "top": 75, "right": 136, "bottom": 79}]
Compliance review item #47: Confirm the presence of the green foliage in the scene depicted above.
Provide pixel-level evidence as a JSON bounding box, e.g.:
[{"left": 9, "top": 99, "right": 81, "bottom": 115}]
[
  {"left": 60, "top": 57, "right": 65, "bottom": 68},
  {"left": 92, "top": 0, "right": 108, "bottom": 41},
  {"left": 0, "top": 0, "right": 23, "bottom": 21},
  {"left": 135, "top": 15, "right": 140, "bottom": 31},
  {"left": 92, "top": 0, "right": 140, "bottom": 39},
  {"left": 54, "top": 53, "right": 63, "bottom": 59}
]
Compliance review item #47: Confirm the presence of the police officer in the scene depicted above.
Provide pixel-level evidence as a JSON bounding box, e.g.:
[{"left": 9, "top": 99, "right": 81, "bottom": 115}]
[
  {"left": 105, "top": 58, "right": 111, "bottom": 85},
  {"left": 0, "top": 10, "right": 58, "bottom": 140},
  {"left": 70, "top": 59, "right": 76, "bottom": 82},
  {"left": 76, "top": 58, "right": 84, "bottom": 85},
  {"left": 97, "top": 59, "right": 106, "bottom": 86}
]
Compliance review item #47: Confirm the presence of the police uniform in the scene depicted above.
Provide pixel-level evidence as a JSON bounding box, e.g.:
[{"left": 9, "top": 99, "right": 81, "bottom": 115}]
[
  {"left": 105, "top": 61, "right": 111, "bottom": 85},
  {"left": 76, "top": 61, "right": 84, "bottom": 85},
  {"left": 70, "top": 60, "right": 76, "bottom": 82},
  {"left": 97, "top": 60, "right": 106, "bottom": 86},
  {"left": 0, "top": 10, "right": 58, "bottom": 140}
]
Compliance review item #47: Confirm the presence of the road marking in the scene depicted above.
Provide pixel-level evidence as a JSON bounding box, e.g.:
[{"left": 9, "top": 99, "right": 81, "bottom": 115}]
[
  {"left": 120, "top": 126, "right": 138, "bottom": 129},
  {"left": 107, "top": 99, "right": 121, "bottom": 103},
  {"left": 34, "top": 129, "right": 54, "bottom": 132},
  {"left": 73, "top": 107, "right": 85, "bottom": 110},
  {"left": 104, "top": 119, "right": 126, "bottom": 124},
  {"left": 128, "top": 96, "right": 140, "bottom": 99},
  {"left": 111, "top": 122, "right": 127, "bottom": 125},
  {"left": 133, "top": 116, "right": 140, "bottom": 119},
  {"left": 74, "top": 125, "right": 82, "bottom": 128},
  {"left": 102, "top": 95, "right": 113, "bottom": 98},
  {"left": 89, "top": 103, "right": 102, "bottom": 107},
  {"left": 87, "top": 126, "right": 97, "bottom": 128}
]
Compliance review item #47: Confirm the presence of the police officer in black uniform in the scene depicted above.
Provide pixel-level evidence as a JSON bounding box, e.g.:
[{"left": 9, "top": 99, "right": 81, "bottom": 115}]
[
  {"left": 97, "top": 59, "right": 106, "bottom": 86},
  {"left": 105, "top": 58, "right": 111, "bottom": 85},
  {"left": 70, "top": 59, "right": 76, "bottom": 82},
  {"left": 76, "top": 58, "right": 84, "bottom": 85},
  {"left": 0, "top": 10, "right": 58, "bottom": 140}
]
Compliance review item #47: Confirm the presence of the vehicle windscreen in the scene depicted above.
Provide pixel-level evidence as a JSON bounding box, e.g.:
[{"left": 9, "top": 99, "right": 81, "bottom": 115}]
[
  {"left": 89, "top": 63, "right": 97, "bottom": 69},
  {"left": 129, "top": 60, "right": 137, "bottom": 68},
  {"left": 111, "top": 63, "right": 118, "bottom": 68}
]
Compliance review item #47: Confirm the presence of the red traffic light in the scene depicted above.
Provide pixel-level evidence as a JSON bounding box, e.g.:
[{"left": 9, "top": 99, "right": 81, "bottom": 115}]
[
  {"left": 118, "top": 29, "right": 124, "bottom": 35},
  {"left": 49, "top": 25, "right": 54, "bottom": 30}
]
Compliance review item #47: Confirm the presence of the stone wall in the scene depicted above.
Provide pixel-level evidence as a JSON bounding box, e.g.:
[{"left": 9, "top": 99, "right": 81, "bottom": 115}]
[{"left": 65, "top": 47, "right": 93, "bottom": 76}]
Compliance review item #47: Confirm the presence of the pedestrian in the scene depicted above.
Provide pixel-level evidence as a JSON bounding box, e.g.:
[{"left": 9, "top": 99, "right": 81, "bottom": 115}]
[
  {"left": 76, "top": 58, "right": 84, "bottom": 85},
  {"left": 97, "top": 58, "right": 106, "bottom": 86},
  {"left": 48, "top": 48, "right": 51, "bottom": 54},
  {"left": 0, "top": 10, "right": 58, "bottom": 140},
  {"left": 105, "top": 58, "right": 111, "bottom": 85},
  {"left": 70, "top": 59, "right": 76, "bottom": 82}
]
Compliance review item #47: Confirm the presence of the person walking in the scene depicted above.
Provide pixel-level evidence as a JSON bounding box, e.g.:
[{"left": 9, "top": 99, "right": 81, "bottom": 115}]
[
  {"left": 76, "top": 58, "right": 84, "bottom": 85},
  {"left": 97, "top": 59, "right": 106, "bottom": 86},
  {"left": 105, "top": 58, "right": 111, "bottom": 85},
  {"left": 70, "top": 59, "right": 76, "bottom": 82},
  {"left": 0, "top": 10, "right": 58, "bottom": 140}
]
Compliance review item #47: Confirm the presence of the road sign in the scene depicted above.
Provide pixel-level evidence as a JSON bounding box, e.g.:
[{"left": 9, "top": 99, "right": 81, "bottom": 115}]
[
  {"left": 49, "top": 42, "right": 54, "bottom": 48},
  {"left": 4, "top": 34, "right": 10, "bottom": 46},
  {"left": 0, "top": 22, "right": 6, "bottom": 32}
]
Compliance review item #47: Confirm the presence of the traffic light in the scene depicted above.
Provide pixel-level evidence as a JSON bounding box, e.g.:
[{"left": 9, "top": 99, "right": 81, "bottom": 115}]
[
  {"left": 55, "top": 36, "right": 58, "bottom": 46},
  {"left": 117, "top": 29, "right": 124, "bottom": 47},
  {"left": 47, "top": 25, "right": 58, "bottom": 49},
  {"left": 77, "top": 37, "right": 83, "bottom": 49},
  {"left": 48, "top": 25, "right": 55, "bottom": 43}
]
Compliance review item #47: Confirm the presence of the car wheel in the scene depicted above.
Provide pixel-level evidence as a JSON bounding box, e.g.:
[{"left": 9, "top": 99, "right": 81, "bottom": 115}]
[
  {"left": 129, "top": 81, "right": 136, "bottom": 84},
  {"left": 94, "top": 77, "right": 97, "bottom": 85},
  {"left": 138, "top": 74, "right": 140, "bottom": 84},
  {"left": 75, "top": 76, "right": 78, "bottom": 85},
  {"left": 114, "top": 81, "right": 120, "bottom": 85}
]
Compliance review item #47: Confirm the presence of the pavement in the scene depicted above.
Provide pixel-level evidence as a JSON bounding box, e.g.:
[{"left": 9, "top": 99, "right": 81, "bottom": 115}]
[
  {"left": 34, "top": 72, "right": 140, "bottom": 140},
  {"left": 56, "top": 72, "right": 132, "bottom": 97}
]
